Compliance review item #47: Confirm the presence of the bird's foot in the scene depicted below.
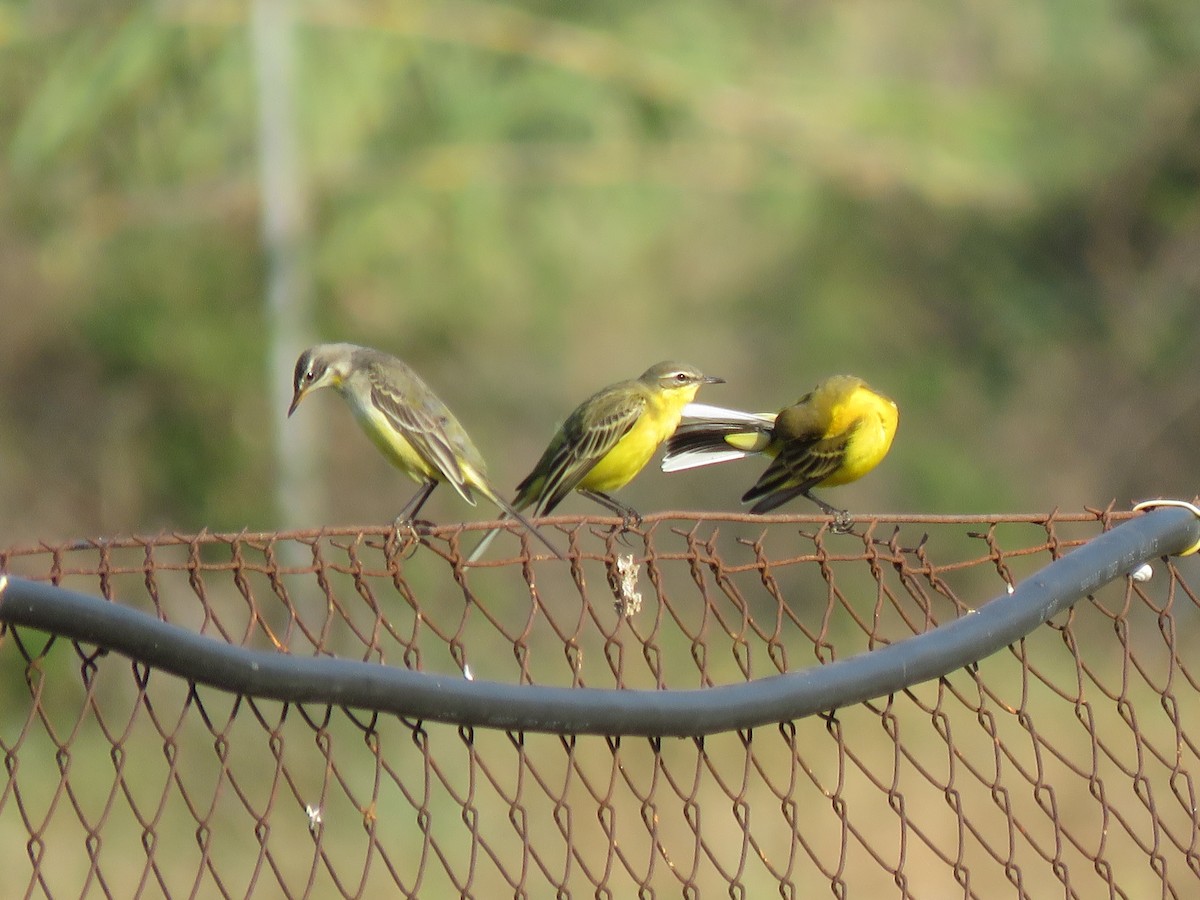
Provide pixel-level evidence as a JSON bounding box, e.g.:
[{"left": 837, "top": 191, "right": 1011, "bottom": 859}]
[
  {"left": 828, "top": 509, "right": 853, "bottom": 533},
  {"left": 390, "top": 517, "right": 432, "bottom": 556},
  {"left": 614, "top": 512, "right": 644, "bottom": 547}
]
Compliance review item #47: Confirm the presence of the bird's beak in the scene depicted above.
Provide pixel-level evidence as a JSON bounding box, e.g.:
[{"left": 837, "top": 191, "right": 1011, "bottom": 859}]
[
  {"left": 287, "top": 388, "right": 306, "bottom": 418},
  {"left": 703, "top": 375, "right": 725, "bottom": 385}
]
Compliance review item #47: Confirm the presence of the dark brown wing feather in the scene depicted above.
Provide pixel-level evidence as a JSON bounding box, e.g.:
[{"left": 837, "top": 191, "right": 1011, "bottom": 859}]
[
  {"left": 741, "top": 396, "right": 857, "bottom": 511},
  {"left": 516, "top": 385, "right": 646, "bottom": 515},
  {"left": 368, "top": 369, "right": 476, "bottom": 503}
]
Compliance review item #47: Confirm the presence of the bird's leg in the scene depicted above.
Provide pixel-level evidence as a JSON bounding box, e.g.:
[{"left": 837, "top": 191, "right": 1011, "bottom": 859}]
[
  {"left": 582, "top": 489, "right": 643, "bottom": 527},
  {"left": 805, "top": 490, "right": 853, "bottom": 533},
  {"left": 581, "top": 489, "right": 643, "bottom": 541},
  {"left": 396, "top": 480, "right": 437, "bottom": 522},
  {"left": 392, "top": 481, "right": 438, "bottom": 547}
]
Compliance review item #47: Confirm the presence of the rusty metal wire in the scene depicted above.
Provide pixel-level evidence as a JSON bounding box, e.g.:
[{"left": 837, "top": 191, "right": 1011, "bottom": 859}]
[
  {"left": 4, "top": 506, "right": 1197, "bottom": 739},
  {"left": 2, "top": 509, "right": 1200, "bottom": 897}
]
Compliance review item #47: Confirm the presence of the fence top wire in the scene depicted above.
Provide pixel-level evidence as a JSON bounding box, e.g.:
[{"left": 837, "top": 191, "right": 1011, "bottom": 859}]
[{"left": 2, "top": 505, "right": 1197, "bottom": 736}]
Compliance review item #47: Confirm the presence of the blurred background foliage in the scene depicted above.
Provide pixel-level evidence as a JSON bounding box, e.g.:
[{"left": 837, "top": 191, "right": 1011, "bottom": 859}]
[{"left": 2, "top": 0, "right": 1200, "bottom": 544}]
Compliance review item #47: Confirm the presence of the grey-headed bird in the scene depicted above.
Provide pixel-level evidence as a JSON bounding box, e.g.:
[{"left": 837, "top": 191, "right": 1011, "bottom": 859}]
[
  {"left": 469, "top": 361, "right": 723, "bottom": 561},
  {"left": 289, "top": 343, "right": 563, "bottom": 559}
]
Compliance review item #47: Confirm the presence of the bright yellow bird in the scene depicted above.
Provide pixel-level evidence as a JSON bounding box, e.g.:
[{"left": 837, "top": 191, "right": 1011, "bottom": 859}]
[
  {"left": 661, "top": 374, "right": 898, "bottom": 525},
  {"left": 469, "top": 361, "right": 723, "bottom": 561},
  {"left": 288, "top": 343, "right": 563, "bottom": 559}
]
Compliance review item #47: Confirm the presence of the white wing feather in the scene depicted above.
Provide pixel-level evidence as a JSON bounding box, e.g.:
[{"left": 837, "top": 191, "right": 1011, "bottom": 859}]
[
  {"left": 680, "top": 402, "right": 777, "bottom": 426},
  {"left": 663, "top": 404, "right": 778, "bottom": 472},
  {"left": 660, "top": 447, "right": 756, "bottom": 473}
]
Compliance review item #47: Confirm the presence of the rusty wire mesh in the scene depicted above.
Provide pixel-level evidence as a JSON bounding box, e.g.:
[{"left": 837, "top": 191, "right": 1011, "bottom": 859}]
[{"left": 2, "top": 509, "right": 1200, "bottom": 898}]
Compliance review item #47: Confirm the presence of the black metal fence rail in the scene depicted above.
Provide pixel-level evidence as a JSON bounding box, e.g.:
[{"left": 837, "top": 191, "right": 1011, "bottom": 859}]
[{"left": 3, "top": 505, "right": 1195, "bottom": 736}]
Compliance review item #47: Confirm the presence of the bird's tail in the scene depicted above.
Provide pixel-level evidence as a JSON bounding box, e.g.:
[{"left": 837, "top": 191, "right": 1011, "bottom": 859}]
[
  {"left": 660, "top": 404, "right": 778, "bottom": 473},
  {"left": 468, "top": 487, "right": 563, "bottom": 563},
  {"left": 466, "top": 520, "right": 505, "bottom": 563}
]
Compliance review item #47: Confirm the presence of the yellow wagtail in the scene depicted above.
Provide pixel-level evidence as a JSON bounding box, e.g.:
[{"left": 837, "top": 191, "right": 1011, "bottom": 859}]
[
  {"left": 288, "top": 343, "right": 563, "bottom": 559},
  {"left": 468, "top": 361, "right": 723, "bottom": 560},
  {"left": 661, "top": 374, "right": 897, "bottom": 526}
]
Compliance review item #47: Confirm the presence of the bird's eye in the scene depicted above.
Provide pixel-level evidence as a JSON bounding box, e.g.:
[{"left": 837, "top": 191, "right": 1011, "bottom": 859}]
[{"left": 675, "top": 372, "right": 689, "bottom": 382}]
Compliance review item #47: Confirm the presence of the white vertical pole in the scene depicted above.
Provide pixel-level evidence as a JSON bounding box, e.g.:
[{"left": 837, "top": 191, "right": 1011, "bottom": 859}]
[{"left": 251, "top": 0, "right": 321, "bottom": 529}]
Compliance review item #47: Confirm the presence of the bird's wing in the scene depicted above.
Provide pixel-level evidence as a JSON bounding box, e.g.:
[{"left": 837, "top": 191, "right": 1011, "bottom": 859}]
[
  {"left": 522, "top": 389, "right": 647, "bottom": 515},
  {"left": 369, "top": 374, "right": 475, "bottom": 501},
  {"left": 742, "top": 405, "right": 856, "bottom": 506},
  {"left": 662, "top": 406, "right": 778, "bottom": 472}
]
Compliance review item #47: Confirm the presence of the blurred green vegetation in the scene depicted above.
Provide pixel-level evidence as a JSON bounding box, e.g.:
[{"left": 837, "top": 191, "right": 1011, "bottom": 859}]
[{"left": 2, "top": 0, "right": 1199, "bottom": 543}]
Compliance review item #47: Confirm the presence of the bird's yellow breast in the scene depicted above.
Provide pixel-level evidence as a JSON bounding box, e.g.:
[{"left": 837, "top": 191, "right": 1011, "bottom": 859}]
[
  {"left": 347, "top": 392, "right": 440, "bottom": 485},
  {"left": 579, "top": 384, "right": 698, "bottom": 493},
  {"left": 821, "top": 386, "right": 898, "bottom": 487}
]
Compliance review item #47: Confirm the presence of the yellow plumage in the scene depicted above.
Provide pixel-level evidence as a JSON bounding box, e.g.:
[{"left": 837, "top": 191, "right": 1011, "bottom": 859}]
[
  {"left": 662, "top": 374, "right": 897, "bottom": 522},
  {"left": 467, "top": 361, "right": 723, "bottom": 561},
  {"left": 510, "top": 361, "right": 723, "bottom": 517},
  {"left": 575, "top": 387, "right": 693, "bottom": 494},
  {"left": 288, "top": 343, "right": 563, "bottom": 559},
  {"left": 349, "top": 397, "right": 443, "bottom": 485}
]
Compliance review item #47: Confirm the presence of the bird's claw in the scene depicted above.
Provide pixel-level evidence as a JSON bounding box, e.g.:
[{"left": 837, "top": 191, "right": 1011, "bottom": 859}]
[
  {"left": 829, "top": 509, "right": 853, "bottom": 533},
  {"left": 390, "top": 518, "right": 428, "bottom": 557},
  {"left": 613, "top": 510, "right": 643, "bottom": 547}
]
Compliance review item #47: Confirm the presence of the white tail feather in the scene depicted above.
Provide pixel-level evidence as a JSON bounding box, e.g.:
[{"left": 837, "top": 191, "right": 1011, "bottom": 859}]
[
  {"left": 466, "top": 518, "right": 508, "bottom": 563},
  {"left": 660, "top": 447, "right": 755, "bottom": 473},
  {"left": 680, "top": 402, "right": 776, "bottom": 426}
]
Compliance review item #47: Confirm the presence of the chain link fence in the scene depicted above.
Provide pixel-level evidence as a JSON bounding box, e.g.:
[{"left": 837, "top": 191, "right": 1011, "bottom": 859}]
[{"left": 2, "top": 509, "right": 1199, "bottom": 897}]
